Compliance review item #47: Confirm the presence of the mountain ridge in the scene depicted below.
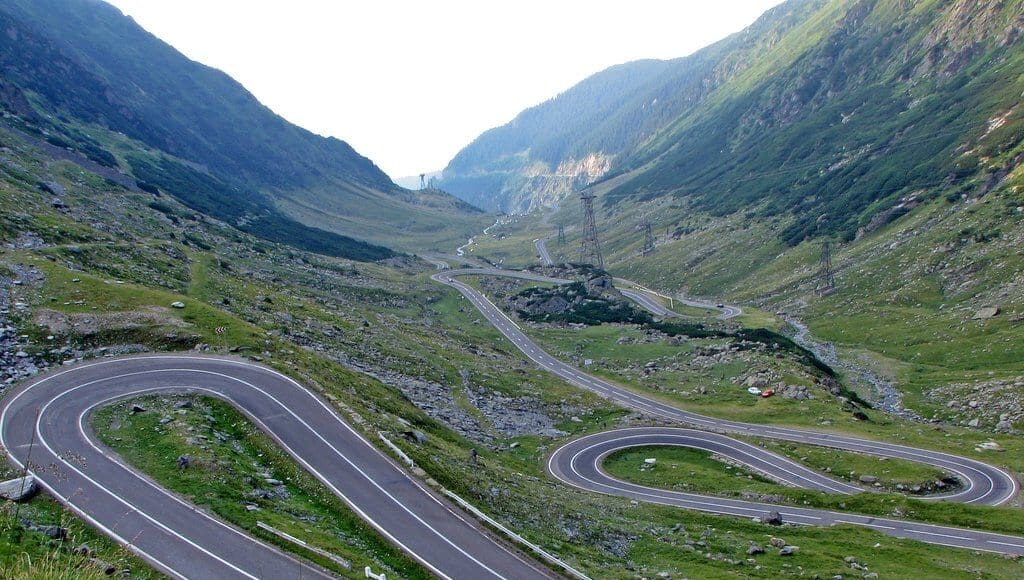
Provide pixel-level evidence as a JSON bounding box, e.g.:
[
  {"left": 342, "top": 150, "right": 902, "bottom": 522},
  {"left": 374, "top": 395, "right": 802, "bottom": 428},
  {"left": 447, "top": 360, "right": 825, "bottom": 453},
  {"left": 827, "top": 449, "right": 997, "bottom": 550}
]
[{"left": 0, "top": 0, "right": 488, "bottom": 258}]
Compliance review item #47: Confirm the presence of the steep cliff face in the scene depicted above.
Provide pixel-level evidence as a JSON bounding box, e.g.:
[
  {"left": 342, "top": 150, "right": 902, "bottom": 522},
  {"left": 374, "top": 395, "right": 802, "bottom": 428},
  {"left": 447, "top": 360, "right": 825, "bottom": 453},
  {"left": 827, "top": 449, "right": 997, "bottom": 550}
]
[{"left": 464, "top": 153, "right": 614, "bottom": 214}]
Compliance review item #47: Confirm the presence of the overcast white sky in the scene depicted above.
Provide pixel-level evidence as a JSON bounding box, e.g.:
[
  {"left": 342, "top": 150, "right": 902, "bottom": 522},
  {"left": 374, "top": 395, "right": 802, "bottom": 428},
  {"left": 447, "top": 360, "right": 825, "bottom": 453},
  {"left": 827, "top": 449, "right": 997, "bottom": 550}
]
[{"left": 105, "top": 0, "right": 784, "bottom": 180}]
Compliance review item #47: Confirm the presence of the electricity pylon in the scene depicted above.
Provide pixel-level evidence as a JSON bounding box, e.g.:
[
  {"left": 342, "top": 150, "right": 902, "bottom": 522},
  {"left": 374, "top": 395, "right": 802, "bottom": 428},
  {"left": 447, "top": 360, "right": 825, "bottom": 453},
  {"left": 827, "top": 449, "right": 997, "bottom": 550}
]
[{"left": 578, "top": 192, "right": 603, "bottom": 269}]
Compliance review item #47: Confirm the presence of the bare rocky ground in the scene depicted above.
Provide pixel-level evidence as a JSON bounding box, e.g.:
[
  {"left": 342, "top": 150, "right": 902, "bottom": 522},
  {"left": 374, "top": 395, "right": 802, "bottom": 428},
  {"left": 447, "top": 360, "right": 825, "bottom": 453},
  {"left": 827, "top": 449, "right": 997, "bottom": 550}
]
[
  {"left": 1, "top": 262, "right": 50, "bottom": 388},
  {"left": 0, "top": 259, "right": 159, "bottom": 395},
  {"left": 332, "top": 359, "right": 572, "bottom": 447},
  {"left": 930, "top": 378, "right": 1022, "bottom": 433}
]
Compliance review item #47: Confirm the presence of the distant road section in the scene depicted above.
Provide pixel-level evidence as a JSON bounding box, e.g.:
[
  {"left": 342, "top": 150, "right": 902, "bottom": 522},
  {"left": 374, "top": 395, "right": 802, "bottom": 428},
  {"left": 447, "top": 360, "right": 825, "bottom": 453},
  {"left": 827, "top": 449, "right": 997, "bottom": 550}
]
[
  {"left": 533, "top": 235, "right": 741, "bottom": 320},
  {"left": 535, "top": 237, "right": 554, "bottom": 266},
  {"left": 619, "top": 284, "right": 742, "bottom": 321},
  {"left": 0, "top": 355, "right": 556, "bottom": 580}
]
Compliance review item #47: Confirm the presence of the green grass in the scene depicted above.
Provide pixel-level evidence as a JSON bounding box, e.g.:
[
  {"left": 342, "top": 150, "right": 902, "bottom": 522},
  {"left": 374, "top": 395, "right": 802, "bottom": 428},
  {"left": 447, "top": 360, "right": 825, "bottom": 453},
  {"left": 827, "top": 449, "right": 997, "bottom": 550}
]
[
  {"left": 605, "top": 440, "right": 948, "bottom": 499},
  {"left": 0, "top": 495, "right": 158, "bottom": 579},
  {"left": 532, "top": 324, "right": 695, "bottom": 362},
  {"left": 760, "top": 439, "right": 949, "bottom": 491},
  {"left": 92, "top": 395, "right": 429, "bottom": 579},
  {"left": 604, "top": 445, "right": 785, "bottom": 496}
]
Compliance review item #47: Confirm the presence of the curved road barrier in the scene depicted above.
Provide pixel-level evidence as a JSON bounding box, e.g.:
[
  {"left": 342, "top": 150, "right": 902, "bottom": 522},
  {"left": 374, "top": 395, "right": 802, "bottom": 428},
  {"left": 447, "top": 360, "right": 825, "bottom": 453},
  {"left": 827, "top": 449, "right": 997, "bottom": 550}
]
[
  {"left": 0, "top": 355, "right": 556, "bottom": 579},
  {"left": 433, "top": 268, "right": 1023, "bottom": 554}
]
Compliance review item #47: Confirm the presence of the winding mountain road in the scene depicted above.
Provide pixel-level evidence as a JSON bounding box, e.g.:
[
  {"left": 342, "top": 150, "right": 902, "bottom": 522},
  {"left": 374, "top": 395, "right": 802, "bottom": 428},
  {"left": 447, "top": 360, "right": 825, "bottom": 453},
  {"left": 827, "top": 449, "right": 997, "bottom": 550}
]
[
  {"left": 3, "top": 259, "right": 1021, "bottom": 580},
  {"left": 433, "top": 267, "right": 1024, "bottom": 554},
  {"left": 0, "top": 355, "right": 556, "bottom": 579}
]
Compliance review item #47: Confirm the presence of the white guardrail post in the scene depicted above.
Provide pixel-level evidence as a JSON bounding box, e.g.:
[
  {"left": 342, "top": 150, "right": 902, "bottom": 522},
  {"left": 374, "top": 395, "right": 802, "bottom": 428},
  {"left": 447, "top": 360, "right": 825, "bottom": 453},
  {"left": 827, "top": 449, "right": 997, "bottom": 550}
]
[{"left": 365, "top": 565, "right": 386, "bottom": 579}]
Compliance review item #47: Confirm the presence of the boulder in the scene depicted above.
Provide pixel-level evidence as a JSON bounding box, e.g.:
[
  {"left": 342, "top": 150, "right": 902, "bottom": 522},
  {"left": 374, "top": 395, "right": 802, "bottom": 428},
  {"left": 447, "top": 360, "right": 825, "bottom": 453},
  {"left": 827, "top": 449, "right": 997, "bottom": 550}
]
[
  {"left": 760, "top": 511, "right": 783, "bottom": 526},
  {"left": 38, "top": 180, "right": 66, "bottom": 196},
  {"left": 769, "top": 537, "right": 787, "bottom": 548},
  {"left": 402, "top": 430, "right": 428, "bottom": 444},
  {"left": 0, "top": 475, "right": 38, "bottom": 501},
  {"left": 779, "top": 545, "right": 799, "bottom": 556},
  {"left": 38, "top": 525, "right": 68, "bottom": 539},
  {"left": 170, "top": 301, "right": 186, "bottom": 309},
  {"left": 858, "top": 475, "right": 878, "bottom": 484},
  {"left": 88, "top": 557, "right": 116, "bottom": 575},
  {"left": 745, "top": 376, "right": 769, "bottom": 389},
  {"left": 972, "top": 306, "right": 1000, "bottom": 320}
]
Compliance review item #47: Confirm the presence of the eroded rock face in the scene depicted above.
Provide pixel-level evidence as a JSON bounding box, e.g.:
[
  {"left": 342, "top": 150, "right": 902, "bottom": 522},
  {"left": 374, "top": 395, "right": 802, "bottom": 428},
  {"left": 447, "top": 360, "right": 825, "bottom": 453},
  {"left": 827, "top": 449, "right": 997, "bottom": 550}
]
[{"left": 348, "top": 364, "right": 572, "bottom": 446}]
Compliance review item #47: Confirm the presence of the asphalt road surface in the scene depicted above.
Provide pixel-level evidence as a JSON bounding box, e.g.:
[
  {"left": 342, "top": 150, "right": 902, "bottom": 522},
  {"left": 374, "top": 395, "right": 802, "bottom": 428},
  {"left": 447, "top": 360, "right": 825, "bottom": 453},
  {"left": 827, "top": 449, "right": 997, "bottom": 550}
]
[
  {"left": 535, "top": 237, "right": 554, "bottom": 266},
  {"left": 619, "top": 285, "right": 743, "bottom": 321},
  {"left": 434, "top": 268, "right": 1024, "bottom": 554},
  {"left": 0, "top": 355, "right": 557, "bottom": 579}
]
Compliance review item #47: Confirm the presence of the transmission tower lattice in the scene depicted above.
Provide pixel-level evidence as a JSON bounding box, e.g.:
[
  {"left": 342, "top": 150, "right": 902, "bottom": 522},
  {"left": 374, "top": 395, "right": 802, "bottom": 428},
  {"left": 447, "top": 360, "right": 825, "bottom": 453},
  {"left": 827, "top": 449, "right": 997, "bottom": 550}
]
[
  {"left": 557, "top": 223, "right": 566, "bottom": 246},
  {"left": 639, "top": 219, "right": 655, "bottom": 256},
  {"left": 818, "top": 240, "right": 836, "bottom": 295},
  {"left": 578, "top": 192, "right": 603, "bottom": 269}
]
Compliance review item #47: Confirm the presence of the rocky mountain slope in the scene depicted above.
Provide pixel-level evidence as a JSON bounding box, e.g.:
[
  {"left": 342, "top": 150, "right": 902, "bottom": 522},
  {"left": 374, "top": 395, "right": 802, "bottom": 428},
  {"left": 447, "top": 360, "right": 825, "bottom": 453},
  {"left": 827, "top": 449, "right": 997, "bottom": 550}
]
[{"left": 0, "top": 0, "right": 487, "bottom": 258}]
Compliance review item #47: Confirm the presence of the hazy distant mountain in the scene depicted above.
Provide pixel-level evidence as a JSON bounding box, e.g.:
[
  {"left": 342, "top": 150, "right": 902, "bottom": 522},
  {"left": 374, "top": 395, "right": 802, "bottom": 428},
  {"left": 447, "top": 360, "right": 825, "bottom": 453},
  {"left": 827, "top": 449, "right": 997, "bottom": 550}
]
[
  {"left": 439, "top": 0, "right": 1024, "bottom": 246},
  {"left": 0, "top": 0, "right": 486, "bottom": 258}
]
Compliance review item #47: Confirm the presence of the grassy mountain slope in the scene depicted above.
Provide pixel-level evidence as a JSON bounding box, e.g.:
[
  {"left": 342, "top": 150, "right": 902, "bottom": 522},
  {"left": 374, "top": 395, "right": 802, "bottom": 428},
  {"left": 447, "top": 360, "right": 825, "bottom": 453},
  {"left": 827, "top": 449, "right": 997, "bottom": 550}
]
[
  {"left": 0, "top": 0, "right": 487, "bottom": 257},
  {"left": 612, "top": 0, "right": 1024, "bottom": 246},
  {"left": 437, "top": 59, "right": 673, "bottom": 212},
  {"left": 446, "top": 0, "right": 1024, "bottom": 420}
]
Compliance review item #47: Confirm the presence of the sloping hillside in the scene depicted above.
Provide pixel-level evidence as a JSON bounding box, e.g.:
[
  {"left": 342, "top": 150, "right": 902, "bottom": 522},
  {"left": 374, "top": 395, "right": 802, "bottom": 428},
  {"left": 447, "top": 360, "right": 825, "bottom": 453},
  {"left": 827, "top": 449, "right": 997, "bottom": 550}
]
[
  {"left": 612, "top": 0, "right": 1024, "bottom": 246},
  {"left": 0, "top": 0, "right": 487, "bottom": 257}
]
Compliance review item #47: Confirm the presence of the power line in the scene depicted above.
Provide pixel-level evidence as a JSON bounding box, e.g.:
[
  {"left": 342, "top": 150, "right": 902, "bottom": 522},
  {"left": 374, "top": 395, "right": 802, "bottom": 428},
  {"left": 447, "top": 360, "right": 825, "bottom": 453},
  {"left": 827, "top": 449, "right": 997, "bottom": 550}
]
[{"left": 639, "top": 218, "right": 655, "bottom": 256}]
